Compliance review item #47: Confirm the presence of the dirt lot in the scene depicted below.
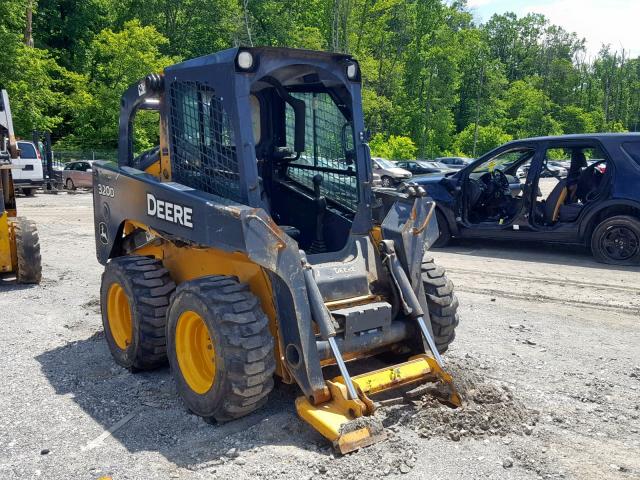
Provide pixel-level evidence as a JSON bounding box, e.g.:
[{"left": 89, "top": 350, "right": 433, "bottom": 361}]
[{"left": 1, "top": 192, "right": 639, "bottom": 480}]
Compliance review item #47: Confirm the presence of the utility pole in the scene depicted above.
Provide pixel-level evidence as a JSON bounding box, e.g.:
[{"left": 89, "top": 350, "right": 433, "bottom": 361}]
[
  {"left": 242, "top": 0, "right": 253, "bottom": 47},
  {"left": 472, "top": 64, "right": 485, "bottom": 158},
  {"left": 24, "top": 0, "right": 34, "bottom": 47}
]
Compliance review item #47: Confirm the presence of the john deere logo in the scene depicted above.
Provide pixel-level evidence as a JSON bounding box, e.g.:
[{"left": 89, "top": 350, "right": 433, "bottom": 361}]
[{"left": 99, "top": 222, "right": 109, "bottom": 244}]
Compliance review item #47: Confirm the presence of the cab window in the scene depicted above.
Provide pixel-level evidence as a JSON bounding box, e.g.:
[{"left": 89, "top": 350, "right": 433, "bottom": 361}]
[{"left": 17, "top": 142, "right": 37, "bottom": 159}]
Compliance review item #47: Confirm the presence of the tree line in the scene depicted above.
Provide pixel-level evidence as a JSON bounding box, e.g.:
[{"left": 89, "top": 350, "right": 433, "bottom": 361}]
[{"left": 1, "top": 0, "right": 639, "bottom": 159}]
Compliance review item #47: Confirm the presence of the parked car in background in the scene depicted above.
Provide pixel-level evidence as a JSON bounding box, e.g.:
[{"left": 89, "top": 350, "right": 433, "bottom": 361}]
[
  {"left": 436, "top": 156, "right": 472, "bottom": 169},
  {"left": 543, "top": 161, "right": 569, "bottom": 178},
  {"left": 413, "top": 133, "right": 640, "bottom": 265},
  {"left": 63, "top": 160, "right": 96, "bottom": 189},
  {"left": 371, "top": 157, "right": 412, "bottom": 187},
  {"left": 396, "top": 160, "right": 455, "bottom": 175},
  {"left": 12, "top": 140, "right": 44, "bottom": 196}
]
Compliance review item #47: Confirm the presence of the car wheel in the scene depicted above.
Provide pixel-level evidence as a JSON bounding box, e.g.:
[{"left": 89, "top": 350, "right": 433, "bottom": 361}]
[
  {"left": 23, "top": 188, "right": 35, "bottom": 197},
  {"left": 381, "top": 176, "right": 393, "bottom": 188},
  {"left": 66, "top": 178, "right": 75, "bottom": 190},
  {"left": 432, "top": 209, "right": 451, "bottom": 248},
  {"left": 590, "top": 215, "right": 640, "bottom": 265}
]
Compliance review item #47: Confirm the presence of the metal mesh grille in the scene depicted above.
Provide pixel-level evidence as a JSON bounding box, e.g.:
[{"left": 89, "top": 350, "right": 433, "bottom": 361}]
[
  {"left": 169, "top": 81, "right": 241, "bottom": 202},
  {"left": 285, "top": 92, "right": 358, "bottom": 211}
]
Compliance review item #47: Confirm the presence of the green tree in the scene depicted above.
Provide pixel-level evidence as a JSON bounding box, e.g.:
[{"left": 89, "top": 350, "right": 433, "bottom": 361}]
[
  {"left": 501, "top": 80, "right": 562, "bottom": 138},
  {"left": 370, "top": 134, "right": 417, "bottom": 159},
  {"left": 452, "top": 125, "right": 512, "bottom": 157},
  {"left": 117, "top": 0, "right": 239, "bottom": 58},
  {"left": 33, "top": 0, "right": 118, "bottom": 69},
  {"left": 556, "top": 105, "right": 595, "bottom": 134},
  {"left": 59, "top": 20, "right": 176, "bottom": 149}
]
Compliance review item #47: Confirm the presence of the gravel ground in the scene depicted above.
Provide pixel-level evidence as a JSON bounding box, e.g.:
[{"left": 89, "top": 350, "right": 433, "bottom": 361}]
[{"left": 1, "top": 192, "right": 639, "bottom": 480}]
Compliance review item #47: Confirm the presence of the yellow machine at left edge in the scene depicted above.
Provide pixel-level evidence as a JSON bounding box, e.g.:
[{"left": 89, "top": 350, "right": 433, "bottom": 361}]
[{"left": 0, "top": 88, "right": 42, "bottom": 284}]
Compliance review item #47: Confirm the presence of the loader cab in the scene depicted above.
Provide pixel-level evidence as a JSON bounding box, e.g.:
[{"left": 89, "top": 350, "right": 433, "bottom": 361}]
[
  {"left": 247, "top": 54, "right": 365, "bottom": 253},
  {"left": 122, "top": 47, "right": 372, "bottom": 255}
]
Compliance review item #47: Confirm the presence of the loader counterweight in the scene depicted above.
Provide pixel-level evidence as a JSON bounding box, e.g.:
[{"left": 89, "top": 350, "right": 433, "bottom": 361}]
[{"left": 93, "top": 47, "right": 462, "bottom": 452}]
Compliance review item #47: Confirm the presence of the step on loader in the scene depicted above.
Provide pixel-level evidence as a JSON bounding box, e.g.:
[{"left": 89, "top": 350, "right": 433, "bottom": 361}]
[
  {"left": 93, "top": 47, "right": 461, "bottom": 453},
  {"left": 0, "top": 89, "right": 42, "bottom": 284}
]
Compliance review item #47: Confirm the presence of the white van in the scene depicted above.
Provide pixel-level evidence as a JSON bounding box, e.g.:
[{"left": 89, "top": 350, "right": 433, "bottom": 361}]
[{"left": 12, "top": 140, "right": 44, "bottom": 196}]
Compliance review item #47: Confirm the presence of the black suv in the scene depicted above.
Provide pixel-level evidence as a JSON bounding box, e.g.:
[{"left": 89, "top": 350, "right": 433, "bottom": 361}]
[{"left": 413, "top": 134, "right": 640, "bottom": 265}]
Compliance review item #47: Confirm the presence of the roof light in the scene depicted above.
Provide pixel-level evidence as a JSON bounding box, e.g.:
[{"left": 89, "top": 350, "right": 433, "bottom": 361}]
[
  {"left": 346, "top": 63, "right": 358, "bottom": 80},
  {"left": 237, "top": 51, "right": 254, "bottom": 70}
]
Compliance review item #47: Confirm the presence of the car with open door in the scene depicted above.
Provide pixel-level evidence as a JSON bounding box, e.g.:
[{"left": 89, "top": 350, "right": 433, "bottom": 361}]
[{"left": 412, "top": 134, "right": 640, "bottom": 265}]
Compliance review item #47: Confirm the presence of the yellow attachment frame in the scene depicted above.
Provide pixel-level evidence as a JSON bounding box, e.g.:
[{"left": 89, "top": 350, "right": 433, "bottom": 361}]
[{"left": 296, "top": 354, "right": 461, "bottom": 454}]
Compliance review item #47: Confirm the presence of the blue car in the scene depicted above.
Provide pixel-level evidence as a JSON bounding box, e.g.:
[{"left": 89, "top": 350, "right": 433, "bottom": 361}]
[{"left": 413, "top": 134, "right": 640, "bottom": 265}]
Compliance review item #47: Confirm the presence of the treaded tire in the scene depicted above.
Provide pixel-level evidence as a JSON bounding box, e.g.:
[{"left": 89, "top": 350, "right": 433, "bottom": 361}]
[
  {"left": 14, "top": 217, "right": 42, "bottom": 284},
  {"left": 421, "top": 255, "right": 459, "bottom": 353},
  {"left": 432, "top": 209, "right": 451, "bottom": 248},
  {"left": 166, "top": 275, "right": 275, "bottom": 422},
  {"left": 100, "top": 256, "right": 175, "bottom": 371},
  {"left": 590, "top": 215, "right": 640, "bottom": 265}
]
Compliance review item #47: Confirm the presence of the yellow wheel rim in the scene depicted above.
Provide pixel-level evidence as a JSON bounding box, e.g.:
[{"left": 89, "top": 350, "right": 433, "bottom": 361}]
[
  {"left": 175, "top": 311, "right": 216, "bottom": 394},
  {"left": 106, "top": 283, "right": 133, "bottom": 350}
]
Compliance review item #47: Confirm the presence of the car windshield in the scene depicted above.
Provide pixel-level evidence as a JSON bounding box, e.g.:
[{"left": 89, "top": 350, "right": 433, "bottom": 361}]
[
  {"left": 473, "top": 148, "right": 535, "bottom": 174},
  {"left": 18, "top": 142, "right": 37, "bottom": 159},
  {"left": 375, "top": 158, "right": 397, "bottom": 169}
]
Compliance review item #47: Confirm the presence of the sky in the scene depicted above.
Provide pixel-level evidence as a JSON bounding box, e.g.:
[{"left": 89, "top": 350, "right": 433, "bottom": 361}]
[{"left": 468, "top": 0, "right": 640, "bottom": 59}]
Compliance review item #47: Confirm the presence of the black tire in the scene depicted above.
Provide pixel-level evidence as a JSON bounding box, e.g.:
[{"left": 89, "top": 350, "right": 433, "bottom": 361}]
[
  {"left": 65, "top": 178, "right": 75, "bottom": 190},
  {"left": 421, "top": 256, "right": 459, "bottom": 353},
  {"left": 381, "top": 176, "right": 394, "bottom": 188},
  {"left": 100, "top": 256, "right": 176, "bottom": 371},
  {"left": 432, "top": 209, "right": 451, "bottom": 248},
  {"left": 23, "top": 188, "right": 35, "bottom": 197},
  {"left": 14, "top": 218, "right": 42, "bottom": 284},
  {"left": 590, "top": 215, "right": 640, "bottom": 265},
  {"left": 166, "top": 275, "right": 275, "bottom": 422}
]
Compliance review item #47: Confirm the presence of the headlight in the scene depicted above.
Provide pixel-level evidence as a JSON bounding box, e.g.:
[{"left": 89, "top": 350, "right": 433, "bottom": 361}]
[
  {"left": 236, "top": 51, "right": 255, "bottom": 71},
  {"left": 346, "top": 62, "right": 359, "bottom": 80}
]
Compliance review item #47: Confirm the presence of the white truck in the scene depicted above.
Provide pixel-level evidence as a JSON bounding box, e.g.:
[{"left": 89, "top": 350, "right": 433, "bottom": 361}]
[{"left": 12, "top": 140, "right": 44, "bottom": 196}]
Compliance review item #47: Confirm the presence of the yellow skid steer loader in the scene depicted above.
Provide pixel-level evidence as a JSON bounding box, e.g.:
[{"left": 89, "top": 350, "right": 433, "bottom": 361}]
[
  {"left": 0, "top": 89, "right": 42, "bottom": 284},
  {"left": 93, "top": 48, "right": 460, "bottom": 453}
]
